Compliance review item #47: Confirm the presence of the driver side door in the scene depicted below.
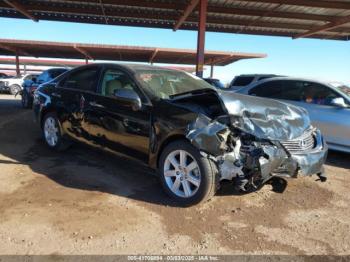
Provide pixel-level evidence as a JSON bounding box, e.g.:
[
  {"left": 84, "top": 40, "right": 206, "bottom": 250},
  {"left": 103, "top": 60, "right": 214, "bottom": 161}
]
[{"left": 84, "top": 66, "right": 151, "bottom": 162}]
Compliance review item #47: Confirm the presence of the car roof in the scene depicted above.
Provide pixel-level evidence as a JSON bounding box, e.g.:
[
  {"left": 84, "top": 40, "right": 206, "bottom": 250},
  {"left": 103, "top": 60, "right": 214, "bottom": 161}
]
[
  {"left": 235, "top": 74, "right": 280, "bottom": 77},
  {"left": 248, "top": 76, "right": 332, "bottom": 87}
]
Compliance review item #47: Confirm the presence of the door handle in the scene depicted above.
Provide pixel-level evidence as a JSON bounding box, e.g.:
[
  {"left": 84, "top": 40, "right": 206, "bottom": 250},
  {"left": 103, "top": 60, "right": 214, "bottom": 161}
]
[
  {"left": 89, "top": 101, "right": 105, "bottom": 109},
  {"left": 51, "top": 92, "right": 61, "bottom": 98}
]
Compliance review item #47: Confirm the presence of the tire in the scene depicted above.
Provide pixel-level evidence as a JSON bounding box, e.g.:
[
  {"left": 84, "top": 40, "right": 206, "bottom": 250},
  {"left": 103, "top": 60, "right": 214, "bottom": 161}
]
[
  {"left": 158, "top": 139, "right": 219, "bottom": 206},
  {"left": 21, "top": 91, "right": 31, "bottom": 109},
  {"left": 42, "top": 112, "right": 70, "bottom": 151},
  {"left": 9, "top": 84, "right": 21, "bottom": 95}
]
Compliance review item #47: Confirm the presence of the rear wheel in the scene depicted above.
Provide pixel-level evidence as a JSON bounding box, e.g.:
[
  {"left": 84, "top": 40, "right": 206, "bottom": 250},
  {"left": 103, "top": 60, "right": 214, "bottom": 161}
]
[
  {"left": 21, "top": 91, "right": 31, "bottom": 109},
  {"left": 9, "top": 85, "right": 21, "bottom": 95},
  {"left": 42, "top": 113, "right": 70, "bottom": 151},
  {"left": 159, "top": 140, "right": 219, "bottom": 206}
]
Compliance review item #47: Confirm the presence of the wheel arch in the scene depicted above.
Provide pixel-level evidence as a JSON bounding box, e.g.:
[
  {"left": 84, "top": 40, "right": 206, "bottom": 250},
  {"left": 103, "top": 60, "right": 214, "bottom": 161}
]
[{"left": 155, "top": 134, "right": 190, "bottom": 169}]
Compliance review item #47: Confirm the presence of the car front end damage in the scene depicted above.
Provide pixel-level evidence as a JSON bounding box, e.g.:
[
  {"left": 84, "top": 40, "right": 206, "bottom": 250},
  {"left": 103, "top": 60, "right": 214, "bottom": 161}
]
[{"left": 186, "top": 91, "right": 328, "bottom": 191}]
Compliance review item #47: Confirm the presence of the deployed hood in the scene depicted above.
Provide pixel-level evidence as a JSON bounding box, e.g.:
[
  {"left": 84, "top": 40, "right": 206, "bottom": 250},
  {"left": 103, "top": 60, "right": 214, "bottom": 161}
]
[{"left": 217, "top": 90, "right": 311, "bottom": 141}]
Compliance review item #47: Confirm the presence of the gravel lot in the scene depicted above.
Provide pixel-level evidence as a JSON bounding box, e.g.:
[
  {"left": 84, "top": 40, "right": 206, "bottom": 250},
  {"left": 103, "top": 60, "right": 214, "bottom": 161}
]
[{"left": 0, "top": 94, "right": 349, "bottom": 255}]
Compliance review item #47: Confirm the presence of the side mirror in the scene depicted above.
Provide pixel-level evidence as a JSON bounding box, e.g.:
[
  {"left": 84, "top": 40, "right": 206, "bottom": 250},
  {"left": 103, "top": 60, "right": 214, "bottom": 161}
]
[
  {"left": 114, "top": 89, "right": 142, "bottom": 111},
  {"left": 330, "top": 97, "right": 347, "bottom": 108}
]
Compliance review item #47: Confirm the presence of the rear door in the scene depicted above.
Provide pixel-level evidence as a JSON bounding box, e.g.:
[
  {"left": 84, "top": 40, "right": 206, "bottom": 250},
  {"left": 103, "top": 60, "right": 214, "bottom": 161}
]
[
  {"left": 83, "top": 66, "right": 151, "bottom": 162},
  {"left": 55, "top": 66, "right": 102, "bottom": 144}
]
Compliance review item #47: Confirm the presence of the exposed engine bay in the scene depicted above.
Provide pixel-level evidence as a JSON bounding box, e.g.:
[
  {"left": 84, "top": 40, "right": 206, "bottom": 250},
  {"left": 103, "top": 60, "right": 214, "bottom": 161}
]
[{"left": 176, "top": 90, "right": 328, "bottom": 192}]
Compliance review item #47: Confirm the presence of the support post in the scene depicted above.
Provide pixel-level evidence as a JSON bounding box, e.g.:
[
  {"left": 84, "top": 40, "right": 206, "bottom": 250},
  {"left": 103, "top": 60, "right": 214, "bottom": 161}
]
[
  {"left": 85, "top": 57, "right": 89, "bottom": 65},
  {"left": 15, "top": 52, "right": 20, "bottom": 76},
  {"left": 195, "top": 0, "right": 207, "bottom": 77},
  {"left": 23, "top": 64, "right": 27, "bottom": 74},
  {"left": 210, "top": 64, "right": 214, "bottom": 78}
]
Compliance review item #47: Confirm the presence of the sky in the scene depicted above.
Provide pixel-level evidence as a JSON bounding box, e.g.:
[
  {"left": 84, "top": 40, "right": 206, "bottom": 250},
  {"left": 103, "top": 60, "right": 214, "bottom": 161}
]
[{"left": 1, "top": 17, "right": 349, "bottom": 84}]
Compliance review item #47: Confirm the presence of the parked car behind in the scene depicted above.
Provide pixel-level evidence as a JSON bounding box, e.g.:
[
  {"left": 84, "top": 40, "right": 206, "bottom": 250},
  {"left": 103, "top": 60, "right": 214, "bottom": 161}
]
[
  {"left": 229, "top": 74, "right": 282, "bottom": 90},
  {"left": 22, "top": 68, "right": 68, "bottom": 108},
  {"left": 0, "top": 73, "right": 39, "bottom": 95},
  {"left": 203, "top": 78, "right": 226, "bottom": 89},
  {"left": 33, "top": 64, "right": 327, "bottom": 206},
  {"left": 235, "top": 77, "right": 350, "bottom": 153},
  {"left": 0, "top": 72, "right": 8, "bottom": 79}
]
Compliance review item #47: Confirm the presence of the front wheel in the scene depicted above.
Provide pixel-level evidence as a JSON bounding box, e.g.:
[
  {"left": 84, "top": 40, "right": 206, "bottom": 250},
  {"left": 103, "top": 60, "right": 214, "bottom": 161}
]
[
  {"left": 159, "top": 140, "right": 219, "bottom": 206},
  {"left": 21, "top": 91, "right": 31, "bottom": 109}
]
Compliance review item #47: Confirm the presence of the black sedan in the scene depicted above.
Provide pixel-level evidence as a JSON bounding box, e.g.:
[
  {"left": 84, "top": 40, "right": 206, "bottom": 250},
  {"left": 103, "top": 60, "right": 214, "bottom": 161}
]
[{"left": 33, "top": 64, "right": 327, "bottom": 206}]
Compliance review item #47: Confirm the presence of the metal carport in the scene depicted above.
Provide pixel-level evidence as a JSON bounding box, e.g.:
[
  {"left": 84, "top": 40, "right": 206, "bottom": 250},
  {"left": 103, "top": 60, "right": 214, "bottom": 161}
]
[
  {"left": 0, "top": 38, "right": 266, "bottom": 76},
  {"left": 0, "top": 0, "right": 349, "bottom": 76}
]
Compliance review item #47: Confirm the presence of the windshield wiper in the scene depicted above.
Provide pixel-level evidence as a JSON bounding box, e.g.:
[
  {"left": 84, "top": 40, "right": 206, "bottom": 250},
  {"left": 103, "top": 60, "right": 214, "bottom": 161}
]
[{"left": 169, "top": 88, "right": 214, "bottom": 99}]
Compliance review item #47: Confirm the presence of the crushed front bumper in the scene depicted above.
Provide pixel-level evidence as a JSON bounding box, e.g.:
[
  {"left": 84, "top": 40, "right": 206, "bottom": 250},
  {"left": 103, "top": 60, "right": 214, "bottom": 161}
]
[{"left": 268, "top": 129, "right": 328, "bottom": 179}]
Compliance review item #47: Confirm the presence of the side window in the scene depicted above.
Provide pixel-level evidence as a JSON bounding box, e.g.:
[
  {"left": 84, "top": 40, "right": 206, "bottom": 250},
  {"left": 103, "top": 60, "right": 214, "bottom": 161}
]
[
  {"left": 301, "top": 82, "right": 339, "bottom": 106},
  {"left": 37, "top": 72, "right": 47, "bottom": 83},
  {"left": 232, "top": 76, "right": 255, "bottom": 87},
  {"left": 279, "top": 81, "right": 304, "bottom": 101},
  {"left": 100, "top": 69, "right": 138, "bottom": 97},
  {"left": 49, "top": 69, "right": 66, "bottom": 80},
  {"left": 63, "top": 67, "right": 100, "bottom": 92},
  {"left": 249, "top": 81, "right": 283, "bottom": 98}
]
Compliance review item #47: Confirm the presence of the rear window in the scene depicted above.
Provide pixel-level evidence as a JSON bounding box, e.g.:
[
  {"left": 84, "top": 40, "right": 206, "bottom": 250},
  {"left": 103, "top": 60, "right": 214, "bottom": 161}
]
[{"left": 232, "top": 76, "right": 255, "bottom": 87}]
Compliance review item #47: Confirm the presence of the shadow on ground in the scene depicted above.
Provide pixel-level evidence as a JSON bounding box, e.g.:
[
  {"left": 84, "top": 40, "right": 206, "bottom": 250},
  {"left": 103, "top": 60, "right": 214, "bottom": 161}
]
[{"left": 326, "top": 150, "right": 350, "bottom": 169}]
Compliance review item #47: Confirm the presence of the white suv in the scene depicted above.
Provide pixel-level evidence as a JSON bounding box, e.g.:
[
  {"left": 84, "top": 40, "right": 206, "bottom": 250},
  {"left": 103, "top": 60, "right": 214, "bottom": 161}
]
[
  {"left": 229, "top": 74, "right": 282, "bottom": 90},
  {"left": 1, "top": 74, "right": 38, "bottom": 95}
]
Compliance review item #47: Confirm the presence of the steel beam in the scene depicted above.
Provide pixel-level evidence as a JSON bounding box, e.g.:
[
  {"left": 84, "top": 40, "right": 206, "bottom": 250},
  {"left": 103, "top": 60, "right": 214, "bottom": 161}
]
[
  {"left": 196, "top": 0, "right": 207, "bottom": 77},
  {"left": 4, "top": 0, "right": 38, "bottom": 22},
  {"left": 174, "top": 0, "right": 200, "bottom": 31},
  {"left": 15, "top": 52, "right": 20, "bottom": 76},
  {"left": 294, "top": 15, "right": 350, "bottom": 39},
  {"left": 149, "top": 49, "right": 158, "bottom": 64},
  {"left": 73, "top": 45, "right": 94, "bottom": 60}
]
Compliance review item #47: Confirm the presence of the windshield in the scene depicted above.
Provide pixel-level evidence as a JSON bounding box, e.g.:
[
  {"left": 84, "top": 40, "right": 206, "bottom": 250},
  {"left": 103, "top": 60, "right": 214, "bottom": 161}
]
[{"left": 136, "top": 69, "right": 214, "bottom": 99}]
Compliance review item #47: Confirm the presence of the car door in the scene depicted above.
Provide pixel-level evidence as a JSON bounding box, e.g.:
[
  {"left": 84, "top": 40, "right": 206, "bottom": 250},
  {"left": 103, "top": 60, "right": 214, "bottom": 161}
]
[
  {"left": 81, "top": 66, "right": 151, "bottom": 162},
  {"left": 282, "top": 81, "right": 350, "bottom": 148},
  {"left": 54, "top": 66, "right": 102, "bottom": 145}
]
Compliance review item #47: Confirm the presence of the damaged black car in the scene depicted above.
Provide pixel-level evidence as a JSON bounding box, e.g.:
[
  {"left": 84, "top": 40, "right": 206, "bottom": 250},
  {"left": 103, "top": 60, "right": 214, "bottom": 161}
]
[{"left": 33, "top": 64, "right": 328, "bottom": 206}]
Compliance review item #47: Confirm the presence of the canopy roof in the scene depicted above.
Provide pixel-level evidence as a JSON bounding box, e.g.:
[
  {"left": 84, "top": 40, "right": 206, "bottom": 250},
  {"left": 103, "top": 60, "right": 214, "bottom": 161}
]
[
  {"left": 0, "top": 38, "right": 266, "bottom": 66},
  {"left": 1, "top": 0, "right": 350, "bottom": 40}
]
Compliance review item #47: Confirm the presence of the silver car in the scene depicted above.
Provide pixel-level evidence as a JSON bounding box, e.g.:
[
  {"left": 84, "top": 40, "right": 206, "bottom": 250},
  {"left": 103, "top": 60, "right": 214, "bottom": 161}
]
[{"left": 235, "top": 77, "right": 350, "bottom": 153}]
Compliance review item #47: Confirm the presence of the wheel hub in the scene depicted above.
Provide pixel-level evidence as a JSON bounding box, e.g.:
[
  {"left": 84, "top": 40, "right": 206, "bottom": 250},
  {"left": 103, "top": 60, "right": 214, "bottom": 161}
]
[{"left": 163, "top": 150, "right": 201, "bottom": 198}]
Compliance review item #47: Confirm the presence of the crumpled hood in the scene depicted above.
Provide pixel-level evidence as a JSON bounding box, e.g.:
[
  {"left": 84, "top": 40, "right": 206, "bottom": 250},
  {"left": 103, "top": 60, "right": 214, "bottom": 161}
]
[{"left": 217, "top": 90, "right": 311, "bottom": 141}]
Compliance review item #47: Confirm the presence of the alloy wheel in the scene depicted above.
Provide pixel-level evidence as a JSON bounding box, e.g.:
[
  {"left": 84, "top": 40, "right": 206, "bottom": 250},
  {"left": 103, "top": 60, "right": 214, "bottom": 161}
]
[
  {"left": 163, "top": 150, "right": 201, "bottom": 198},
  {"left": 44, "top": 117, "right": 59, "bottom": 147}
]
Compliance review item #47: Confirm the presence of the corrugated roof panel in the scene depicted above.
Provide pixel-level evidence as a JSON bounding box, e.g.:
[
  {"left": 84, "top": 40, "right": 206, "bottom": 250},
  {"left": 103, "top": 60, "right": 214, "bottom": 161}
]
[{"left": 0, "top": 0, "right": 349, "bottom": 40}]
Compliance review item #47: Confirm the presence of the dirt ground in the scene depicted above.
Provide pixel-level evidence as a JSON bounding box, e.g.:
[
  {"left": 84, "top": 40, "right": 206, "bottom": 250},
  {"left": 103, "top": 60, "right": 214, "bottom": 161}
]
[{"left": 0, "top": 94, "right": 349, "bottom": 255}]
